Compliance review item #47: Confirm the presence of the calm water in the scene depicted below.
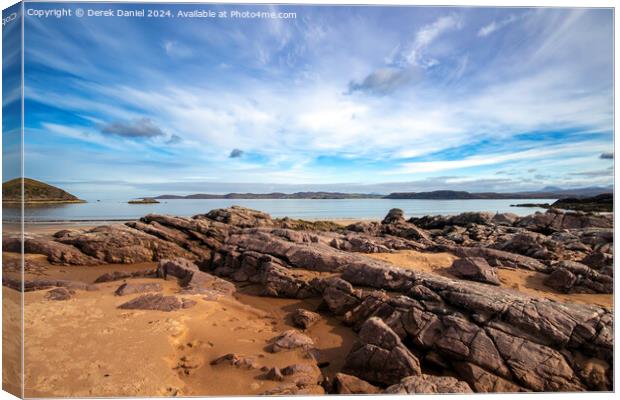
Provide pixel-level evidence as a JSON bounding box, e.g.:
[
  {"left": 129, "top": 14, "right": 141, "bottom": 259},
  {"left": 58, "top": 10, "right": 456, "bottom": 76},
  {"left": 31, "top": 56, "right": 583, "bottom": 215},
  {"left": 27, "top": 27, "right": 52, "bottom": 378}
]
[{"left": 3, "top": 198, "right": 555, "bottom": 222}]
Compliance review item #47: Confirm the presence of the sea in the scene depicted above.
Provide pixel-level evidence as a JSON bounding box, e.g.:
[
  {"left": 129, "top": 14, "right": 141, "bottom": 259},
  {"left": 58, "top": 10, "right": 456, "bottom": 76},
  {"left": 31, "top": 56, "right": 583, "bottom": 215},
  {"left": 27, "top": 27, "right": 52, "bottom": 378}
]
[{"left": 2, "top": 198, "right": 556, "bottom": 223}]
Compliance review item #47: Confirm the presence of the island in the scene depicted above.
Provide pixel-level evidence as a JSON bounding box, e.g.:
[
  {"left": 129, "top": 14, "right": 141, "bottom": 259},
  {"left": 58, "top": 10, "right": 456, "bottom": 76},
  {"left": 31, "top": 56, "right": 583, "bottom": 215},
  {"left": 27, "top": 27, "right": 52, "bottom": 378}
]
[
  {"left": 2, "top": 178, "right": 86, "bottom": 205},
  {"left": 128, "top": 198, "right": 160, "bottom": 204},
  {"left": 513, "top": 193, "right": 613, "bottom": 212}
]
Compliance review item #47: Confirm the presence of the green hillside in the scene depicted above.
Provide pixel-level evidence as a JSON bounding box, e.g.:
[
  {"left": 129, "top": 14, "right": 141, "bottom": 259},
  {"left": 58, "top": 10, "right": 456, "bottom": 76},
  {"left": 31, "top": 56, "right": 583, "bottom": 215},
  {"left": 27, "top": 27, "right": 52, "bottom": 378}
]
[{"left": 2, "top": 178, "right": 85, "bottom": 204}]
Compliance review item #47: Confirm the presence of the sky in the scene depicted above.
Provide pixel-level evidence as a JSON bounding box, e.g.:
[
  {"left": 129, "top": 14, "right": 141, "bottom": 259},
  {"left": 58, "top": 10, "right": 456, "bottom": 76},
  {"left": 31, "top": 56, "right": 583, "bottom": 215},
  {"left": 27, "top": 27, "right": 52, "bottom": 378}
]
[{"left": 15, "top": 3, "right": 614, "bottom": 199}]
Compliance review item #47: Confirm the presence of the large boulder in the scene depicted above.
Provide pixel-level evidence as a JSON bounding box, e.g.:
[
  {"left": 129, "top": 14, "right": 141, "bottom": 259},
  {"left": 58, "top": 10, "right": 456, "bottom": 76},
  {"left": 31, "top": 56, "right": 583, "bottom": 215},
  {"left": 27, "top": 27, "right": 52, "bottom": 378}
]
[
  {"left": 544, "top": 261, "right": 613, "bottom": 294},
  {"left": 343, "top": 317, "right": 421, "bottom": 385},
  {"left": 3, "top": 237, "right": 100, "bottom": 265},
  {"left": 382, "top": 208, "right": 405, "bottom": 224},
  {"left": 267, "top": 330, "right": 317, "bottom": 355},
  {"left": 55, "top": 224, "right": 195, "bottom": 264},
  {"left": 384, "top": 374, "right": 473, "bottom": 394},
  {"left": 332, "top": 373, "right": 380, "bottom": 394},
  {"left": 204, "top": 206, "right": 273, "bottom": 228},
  {"left": 450, "top": 257, "right": 501, "bottom": 285},
  {"left": 158, "top": 258, "right": 235, "bottom": 295}
]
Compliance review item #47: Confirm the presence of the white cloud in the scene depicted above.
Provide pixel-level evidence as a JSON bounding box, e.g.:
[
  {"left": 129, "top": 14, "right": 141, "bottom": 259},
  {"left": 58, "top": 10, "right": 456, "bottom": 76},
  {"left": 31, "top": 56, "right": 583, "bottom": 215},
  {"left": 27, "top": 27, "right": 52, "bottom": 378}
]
[
  {"left": 477, "top": 15, "right": 520, "bottom": 37},
  {"left": 405, "top": 14, "right": 463, "bottom": 66}
]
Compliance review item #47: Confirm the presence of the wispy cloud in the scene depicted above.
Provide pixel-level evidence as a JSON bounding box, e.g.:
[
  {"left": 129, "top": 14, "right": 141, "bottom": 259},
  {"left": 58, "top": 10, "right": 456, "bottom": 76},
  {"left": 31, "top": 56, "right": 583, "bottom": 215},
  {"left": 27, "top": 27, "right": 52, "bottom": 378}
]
[
  {"left": 100, "top": 118, "right": 166, "bottom": 139},
  {"left": 478, "top": 14, "right": 520, "bottom": 37},
  {"left": 405, "top": 14, "right": 463, "bottom": 66}
]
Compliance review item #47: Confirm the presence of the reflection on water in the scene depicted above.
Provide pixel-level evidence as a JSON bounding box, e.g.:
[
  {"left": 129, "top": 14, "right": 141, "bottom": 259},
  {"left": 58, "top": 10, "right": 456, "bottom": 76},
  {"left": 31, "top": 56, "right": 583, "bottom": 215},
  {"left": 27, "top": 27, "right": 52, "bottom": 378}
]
[{"left": 2, "top": 198, "right": 556, "bottom": 222}]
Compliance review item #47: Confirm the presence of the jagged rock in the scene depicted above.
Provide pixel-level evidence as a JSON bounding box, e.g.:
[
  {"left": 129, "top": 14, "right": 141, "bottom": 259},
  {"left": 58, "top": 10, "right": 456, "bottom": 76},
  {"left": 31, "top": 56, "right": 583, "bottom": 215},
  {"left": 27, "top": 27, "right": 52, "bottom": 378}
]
[
  {"left": 453, "top": 361, "right": 524, "bottom": 392},
  {"left": 343, "top": 317, "right": 421, "bottom": 385},
  {"left": 346, "top": 221, "right": 381, "bottom": 235},
  {"left": 495, "top": 232, "right": 563, "bottom": 261},
  {"left": 581, "top": 252, "right": 613, "bottom": 270},
  {"left": 437, "top": 245, "right": 547, "bottom": 272},
  {"left": 260, "top": 259, "right": 316, "bottom": 298},
  {"left": 3, "top": 237, "right": 100, "bottom": 265},
  {"left": 210, "top": 353, "right": 259, "bottom": 369},
  {"left": 281, "top": 363, "right": 323, "bottom": 386},
  {"left": 492, "top": 212, "right": 519, "bottom": 226},
  {"left": 45, "top": 287, "right": 74, "bottom": 300},
  {"left": 114, "top": 282, "right": 162, "bottom": 296},
  {"left": 516, "top": 209, "right": 612, "bottom": 233},
  {"left": 260, "top": 383, "right": 324, "bottom": 395},
  {"left": 450, "top": 257, "right": 500, "bottom": 285},
  {"left": 158, "top": 258, "right": 235, "bottom": 294},
  {"left": 384, "top": 374, "right": 473, "bottom": 394},
  {"left": 93, "top": 269, "right": 156, "bottom": 283},
  {"left": 544, "top": 261, "right": 612, "bottom": 294},
  {"left": 2, "top": 277, "right": 98, "bottom": 292},
  {"left": 267, "top": 330, "right": 317, "bottom": 355},
  {"left": 55, "top": 224, "right": 195, "bottom": 264},
  {"left": 382, "top": 208, "right": 405, "bottom": 224},
  {"left": 204, "top": 206, "right": 273, "bottom": 228},
  {"left": 118, "top": 294, "right": 196, "bottom": 312},
  {"left": 487, "top": 327, "right": 585, "bottom": 391},
  {"left": 291, "top": 309, "right": 321, "bottom": 329},
  {"left": 319, "top": 277, "right": 362, "bottom": 314},
  {"left": 449, "top": 212, "right": 495, "bottom": 226},
  {"left": 261, "top": 367, "right": 284, "bottom": 381},
  {"left": 333, "top": 373, "right": 380, "bottom": 394}
]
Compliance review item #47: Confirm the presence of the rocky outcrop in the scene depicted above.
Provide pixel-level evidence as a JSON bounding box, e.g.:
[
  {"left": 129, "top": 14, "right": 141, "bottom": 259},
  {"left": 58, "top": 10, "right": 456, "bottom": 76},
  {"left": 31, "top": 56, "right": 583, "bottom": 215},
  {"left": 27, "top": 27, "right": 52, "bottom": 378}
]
[
  {"left": 118, "top": 294, "right": 196, "bottom": 312},
  {"left": 544, "top": 261, "right": 613, "bottom": 294},
  {"left": 382, "top": 208, "right": 405, "bottom": 224},
  {"left": 54, "top": 225, "right": 196, "bottom": 264},
  {"left": 450, "top": 257, "right": 500, "bottom": 285},
  {"left": 158, "top": 258, "right": 235, "bottom": 295},
  {"left": 384, "top": 374, "right": 473, "bottom": 394},
  {"left": 3, "top": 237, "right": 100, "bottom": 265},
  {"left": 332, "top": 373, "right": 380, "bottom": 394},
  {"left": 114, "top": 282, "right": 162, "bottom": 296},
  {"left": 515, "top": 209, "right": 612, "bottom": 233},
  {"left": 342, "top": 317, "right": 421, "bottom": 385},
  {"left": 94, "top": 269, "right": 156, "bottom": 283},
  {"left": 2, "top": 277, "right": 97, "bottom": 292},
  {"left": 4, "top": 206, "right": 612, "bottom": 393},
  {"left": 210, "top": 353, "right": 260, "bottom": 369}
]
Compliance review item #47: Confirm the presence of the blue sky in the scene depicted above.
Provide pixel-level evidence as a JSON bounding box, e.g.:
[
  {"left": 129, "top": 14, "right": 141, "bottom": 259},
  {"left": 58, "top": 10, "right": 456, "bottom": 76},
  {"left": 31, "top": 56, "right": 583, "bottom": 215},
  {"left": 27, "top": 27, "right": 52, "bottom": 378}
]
[{"left": 18, "top": 3, "right": 613, "bottom": 198}]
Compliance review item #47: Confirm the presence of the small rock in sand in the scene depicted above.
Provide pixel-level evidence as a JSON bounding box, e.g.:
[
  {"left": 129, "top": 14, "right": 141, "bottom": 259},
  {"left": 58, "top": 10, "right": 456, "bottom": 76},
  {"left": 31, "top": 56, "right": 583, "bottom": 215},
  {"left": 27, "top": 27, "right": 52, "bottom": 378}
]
[
  {"left": 118, "top": 294, "right": 196, "bottom": 312},
  {"left": 45, "top": 287, "right": 74, "bottom": 301},
  {"left": 291, "top": 308, "right": 321, "bottom": 329}
]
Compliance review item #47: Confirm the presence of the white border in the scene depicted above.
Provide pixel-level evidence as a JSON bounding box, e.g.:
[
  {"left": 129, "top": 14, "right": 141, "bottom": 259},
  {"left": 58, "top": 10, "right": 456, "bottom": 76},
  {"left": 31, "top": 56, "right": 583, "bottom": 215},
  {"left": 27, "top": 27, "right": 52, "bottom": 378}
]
[{"left": 0, "top": 1, "right": 616, "bottom": 400}]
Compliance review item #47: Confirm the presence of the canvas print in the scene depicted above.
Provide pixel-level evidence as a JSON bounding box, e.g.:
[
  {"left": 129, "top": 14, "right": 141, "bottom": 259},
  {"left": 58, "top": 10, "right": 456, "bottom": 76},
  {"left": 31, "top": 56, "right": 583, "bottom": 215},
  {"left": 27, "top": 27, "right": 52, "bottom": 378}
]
[{"left": 1, "top": 1, "right": 614, "bottom": 397}]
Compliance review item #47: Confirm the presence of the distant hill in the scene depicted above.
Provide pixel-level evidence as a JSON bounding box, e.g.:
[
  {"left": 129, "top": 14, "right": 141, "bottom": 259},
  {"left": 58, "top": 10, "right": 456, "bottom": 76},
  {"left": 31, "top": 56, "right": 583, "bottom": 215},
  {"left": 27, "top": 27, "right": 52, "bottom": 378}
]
[
  {"left": 155, "top": 192, "right": 383, "bottom": 200},
  {"left": 384, "top": 187, "right": 613, "bottom": 200},
  {"left": 551, "top": 193, "right": 613, "bottom": 212},
  {"left": 153, "top": 187, "right": 613, "bottom": 201},
  {"left": 2, "top": 178, "right": 85, "bottom": 204}
]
